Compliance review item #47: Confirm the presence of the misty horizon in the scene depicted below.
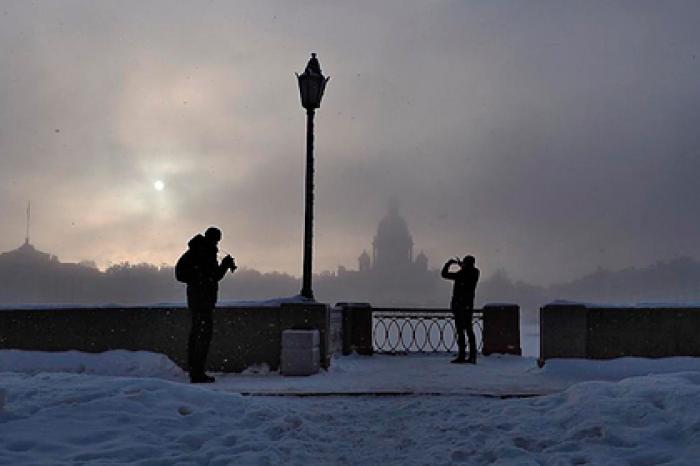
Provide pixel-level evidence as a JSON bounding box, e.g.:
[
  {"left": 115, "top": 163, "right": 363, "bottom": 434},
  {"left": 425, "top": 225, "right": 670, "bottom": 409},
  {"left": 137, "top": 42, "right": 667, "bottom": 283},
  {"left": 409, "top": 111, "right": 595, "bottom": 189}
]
[{"left": 6, "top": 211, "right": 700, "bottom": 290}]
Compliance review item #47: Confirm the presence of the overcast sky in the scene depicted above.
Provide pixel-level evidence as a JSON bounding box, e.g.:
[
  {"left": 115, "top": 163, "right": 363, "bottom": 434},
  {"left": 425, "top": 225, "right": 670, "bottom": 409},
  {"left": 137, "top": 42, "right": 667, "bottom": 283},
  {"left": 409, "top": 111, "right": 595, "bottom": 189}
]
[{"left": 2, "top": 0, "right": 700, "bottom": 285}]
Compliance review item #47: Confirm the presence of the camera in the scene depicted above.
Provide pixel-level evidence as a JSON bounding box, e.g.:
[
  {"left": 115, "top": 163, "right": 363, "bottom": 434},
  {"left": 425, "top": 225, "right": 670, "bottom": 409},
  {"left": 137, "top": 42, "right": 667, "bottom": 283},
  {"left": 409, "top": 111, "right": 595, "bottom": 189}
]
[{"left": 222, "top": 254, "right": 237, "bottom": 272}]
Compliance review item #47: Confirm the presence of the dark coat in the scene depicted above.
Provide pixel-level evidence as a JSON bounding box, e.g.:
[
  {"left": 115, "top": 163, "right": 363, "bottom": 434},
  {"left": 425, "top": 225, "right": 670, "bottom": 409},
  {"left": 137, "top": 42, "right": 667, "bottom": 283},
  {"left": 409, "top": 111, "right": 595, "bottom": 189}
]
[
  {"left": 441, "top": 262, "right": 480, "bottom": 308},
  {"left": 185, "top": 234, "right": 228, "bottom": 308}
]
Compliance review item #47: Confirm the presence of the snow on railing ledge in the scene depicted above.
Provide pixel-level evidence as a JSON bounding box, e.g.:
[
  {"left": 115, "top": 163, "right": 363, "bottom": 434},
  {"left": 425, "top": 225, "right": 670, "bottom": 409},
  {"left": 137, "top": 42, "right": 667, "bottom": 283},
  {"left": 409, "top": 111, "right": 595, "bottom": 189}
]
[{"left": 0, "top": 295, "right": 316, "bottom": 311}]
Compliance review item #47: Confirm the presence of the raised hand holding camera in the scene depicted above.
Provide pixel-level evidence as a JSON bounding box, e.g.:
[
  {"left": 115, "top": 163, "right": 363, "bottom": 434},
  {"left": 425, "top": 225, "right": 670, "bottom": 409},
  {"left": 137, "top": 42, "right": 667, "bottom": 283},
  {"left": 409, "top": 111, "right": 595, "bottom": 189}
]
[
  {"left": 446, "top": 257, "right": 461, "bottom": 266},
  {"left": 222, "top": 254, "right": 236, "bottom": 272}
]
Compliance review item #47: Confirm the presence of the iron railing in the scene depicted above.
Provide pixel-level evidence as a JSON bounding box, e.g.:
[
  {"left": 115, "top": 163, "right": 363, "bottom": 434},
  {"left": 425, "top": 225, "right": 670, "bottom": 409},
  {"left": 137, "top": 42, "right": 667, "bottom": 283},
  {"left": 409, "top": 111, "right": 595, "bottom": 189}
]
[{"left": 372, "top": 308, "right": 483, "bottom": 354}]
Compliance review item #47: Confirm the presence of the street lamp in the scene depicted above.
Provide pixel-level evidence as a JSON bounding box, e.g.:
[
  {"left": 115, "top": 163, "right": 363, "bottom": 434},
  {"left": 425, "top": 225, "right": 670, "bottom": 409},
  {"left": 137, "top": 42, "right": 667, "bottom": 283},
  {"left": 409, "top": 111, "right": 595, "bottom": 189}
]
[{"left": 296, "top": 53, "right": 330, "bottom": 300}]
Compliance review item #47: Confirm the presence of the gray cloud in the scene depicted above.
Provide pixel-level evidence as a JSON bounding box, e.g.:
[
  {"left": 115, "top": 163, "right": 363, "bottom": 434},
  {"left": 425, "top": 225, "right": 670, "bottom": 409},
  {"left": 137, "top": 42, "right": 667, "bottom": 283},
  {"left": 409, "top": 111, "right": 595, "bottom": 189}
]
[{"left": 2, "top": 1, "right": 700, "bottom": 285}]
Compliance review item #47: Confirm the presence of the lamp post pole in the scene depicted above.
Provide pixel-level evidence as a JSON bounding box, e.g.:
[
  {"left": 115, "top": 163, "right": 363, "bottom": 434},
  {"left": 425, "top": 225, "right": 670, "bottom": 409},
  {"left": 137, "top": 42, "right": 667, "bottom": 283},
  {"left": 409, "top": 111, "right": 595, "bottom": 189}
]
[
  {"left": 297, "top": 53, "right": 329, "bottom": 301},
  {"left": 301, "top": 107, "right": 315, "bottom": 300}
]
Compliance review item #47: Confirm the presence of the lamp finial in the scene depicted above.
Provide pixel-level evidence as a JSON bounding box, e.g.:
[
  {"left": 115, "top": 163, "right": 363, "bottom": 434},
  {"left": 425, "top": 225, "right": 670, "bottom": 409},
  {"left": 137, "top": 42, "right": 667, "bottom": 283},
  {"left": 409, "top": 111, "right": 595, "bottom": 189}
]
[{"left": 305, "top": 53, "right": 322, "bottom": 76}]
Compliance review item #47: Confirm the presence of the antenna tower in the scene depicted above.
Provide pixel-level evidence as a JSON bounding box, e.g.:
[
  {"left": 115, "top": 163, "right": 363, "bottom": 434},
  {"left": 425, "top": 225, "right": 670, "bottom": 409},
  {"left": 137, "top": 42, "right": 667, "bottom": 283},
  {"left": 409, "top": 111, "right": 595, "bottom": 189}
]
[{"left": 25, "top": 201, "right": 31, "bottom": 245}]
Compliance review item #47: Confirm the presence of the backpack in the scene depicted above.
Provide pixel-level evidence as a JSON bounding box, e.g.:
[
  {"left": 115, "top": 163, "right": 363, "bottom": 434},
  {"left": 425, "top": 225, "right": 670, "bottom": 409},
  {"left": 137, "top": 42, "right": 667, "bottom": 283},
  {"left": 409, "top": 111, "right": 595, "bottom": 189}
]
[{"left": 175, "top": 250, "right": 194, "bottom": 283}]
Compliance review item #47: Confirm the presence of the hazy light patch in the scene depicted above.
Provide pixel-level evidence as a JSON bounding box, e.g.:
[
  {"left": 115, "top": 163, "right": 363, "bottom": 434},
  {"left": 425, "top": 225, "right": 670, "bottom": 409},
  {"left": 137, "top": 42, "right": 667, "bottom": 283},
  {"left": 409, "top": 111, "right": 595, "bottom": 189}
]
[
  {"left": 154, "top": 180, "right": 165, "bottom": 191},
  {"left": 116, "top": 59, "right": 249, "bottom": 151}
]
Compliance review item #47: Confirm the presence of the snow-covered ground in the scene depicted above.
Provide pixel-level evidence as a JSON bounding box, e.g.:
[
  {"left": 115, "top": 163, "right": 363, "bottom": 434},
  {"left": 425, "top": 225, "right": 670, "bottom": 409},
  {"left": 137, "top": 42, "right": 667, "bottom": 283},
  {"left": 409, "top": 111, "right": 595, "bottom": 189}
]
[{"left": 3, "top": 348, "right": 700, "bottom": 465}]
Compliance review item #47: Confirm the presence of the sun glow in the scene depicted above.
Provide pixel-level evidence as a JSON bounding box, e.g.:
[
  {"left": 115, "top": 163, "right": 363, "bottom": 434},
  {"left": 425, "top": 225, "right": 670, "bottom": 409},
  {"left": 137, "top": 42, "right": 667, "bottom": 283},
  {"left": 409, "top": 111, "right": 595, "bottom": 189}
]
[{"left": 154, "top": 180, "right": 165, "bottom": 191}]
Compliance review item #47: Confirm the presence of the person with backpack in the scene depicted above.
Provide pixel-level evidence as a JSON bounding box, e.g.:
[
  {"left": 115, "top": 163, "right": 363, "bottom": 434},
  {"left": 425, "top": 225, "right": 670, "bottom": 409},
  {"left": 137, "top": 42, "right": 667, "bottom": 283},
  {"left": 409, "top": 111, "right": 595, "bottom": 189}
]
[
  {"left": 175, "top": 227, "right": 236, "bottom": 383},
  {"left": 441, "top": 255, "right": 480, "bottom": 364}
]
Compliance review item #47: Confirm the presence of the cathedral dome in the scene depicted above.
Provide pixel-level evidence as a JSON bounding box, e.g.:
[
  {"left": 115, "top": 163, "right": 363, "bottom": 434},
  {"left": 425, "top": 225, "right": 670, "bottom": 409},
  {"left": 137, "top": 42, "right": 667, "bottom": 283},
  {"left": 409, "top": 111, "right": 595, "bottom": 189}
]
[
  {"left": 375, "top": 203, "right": 412, "bottom": 248},
  {"left": 372, "top": 202, "right": 413, "bottom": 270}
]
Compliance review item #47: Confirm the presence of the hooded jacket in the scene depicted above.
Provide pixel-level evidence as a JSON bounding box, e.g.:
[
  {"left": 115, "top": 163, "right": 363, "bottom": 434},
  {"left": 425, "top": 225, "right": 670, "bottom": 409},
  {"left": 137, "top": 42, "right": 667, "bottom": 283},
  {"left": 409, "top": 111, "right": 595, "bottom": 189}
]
[{"left": 184, "top": 234, "right": 228, "bottom": 307}]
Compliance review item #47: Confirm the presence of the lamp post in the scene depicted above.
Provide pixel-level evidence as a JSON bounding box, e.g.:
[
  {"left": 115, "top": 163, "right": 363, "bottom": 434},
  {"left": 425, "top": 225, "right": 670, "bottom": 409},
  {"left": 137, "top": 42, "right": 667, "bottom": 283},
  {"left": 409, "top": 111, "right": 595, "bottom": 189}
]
[{"left": 296, "top": 53, "right": 329, "bottom": 300}]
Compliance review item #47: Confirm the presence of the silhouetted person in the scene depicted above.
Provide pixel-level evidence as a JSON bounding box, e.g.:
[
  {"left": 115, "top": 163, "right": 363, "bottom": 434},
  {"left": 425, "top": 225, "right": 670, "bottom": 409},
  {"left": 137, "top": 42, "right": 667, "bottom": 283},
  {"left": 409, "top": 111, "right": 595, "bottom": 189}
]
[
  {"left": 175, "top": 227, "right": 236, "bottom": 383},
  {"left": 442, "top": 255, "right": 480, "bottom": 364}
]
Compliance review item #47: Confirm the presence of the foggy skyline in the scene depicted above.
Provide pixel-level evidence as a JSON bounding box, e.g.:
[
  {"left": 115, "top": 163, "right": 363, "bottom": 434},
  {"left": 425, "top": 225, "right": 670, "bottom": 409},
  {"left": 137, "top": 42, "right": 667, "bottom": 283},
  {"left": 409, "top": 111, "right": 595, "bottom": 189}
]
[{"left": 2, "top": 1, "right": 700, "bottom": 286}]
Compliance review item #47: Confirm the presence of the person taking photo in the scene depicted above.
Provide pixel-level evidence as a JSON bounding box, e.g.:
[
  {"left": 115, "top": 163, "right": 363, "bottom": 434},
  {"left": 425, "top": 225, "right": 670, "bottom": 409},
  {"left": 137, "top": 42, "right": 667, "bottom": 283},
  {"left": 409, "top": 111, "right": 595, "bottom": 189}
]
[{"left": 441, "top": 255, "right": 480, "bottom": 364}]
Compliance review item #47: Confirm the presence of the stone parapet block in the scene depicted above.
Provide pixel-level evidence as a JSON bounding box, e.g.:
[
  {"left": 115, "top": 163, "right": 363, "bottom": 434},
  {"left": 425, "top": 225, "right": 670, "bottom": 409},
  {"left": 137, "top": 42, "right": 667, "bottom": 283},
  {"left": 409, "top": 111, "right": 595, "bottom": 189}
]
[
  {"left": 281, "top": 344, "right": 320, "bottom": 376},
  {"left": 282, "top": 328, "right": 320, "bottom": 349}
]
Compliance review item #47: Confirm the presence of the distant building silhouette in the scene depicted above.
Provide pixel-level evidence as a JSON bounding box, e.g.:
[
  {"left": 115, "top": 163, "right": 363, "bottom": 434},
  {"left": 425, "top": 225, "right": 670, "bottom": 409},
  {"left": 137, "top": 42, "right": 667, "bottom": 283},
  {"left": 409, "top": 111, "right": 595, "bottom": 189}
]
[
  {"left": 372, "top": 201, "right": 414, "bottom": 271},
  {"left": 370, "top": 201, "right": 429, "bottom": 274},
  {"left": 0, "top": 238, "right": 104, "bottom": 304},
  {"left": 5, "top": 203, "right": 700, "bottom": 315},
  {"left": 0, "top": 235, "right": 296, "bottom": 305},
  {"left": 358, "top": 250, "right": 370, "bottom": 273},
  {"left": 328, "top": 203, "right": 439, "bottom": 306},
  {"left": 0, "top": 240, "right": 59, "bottom": 267}
]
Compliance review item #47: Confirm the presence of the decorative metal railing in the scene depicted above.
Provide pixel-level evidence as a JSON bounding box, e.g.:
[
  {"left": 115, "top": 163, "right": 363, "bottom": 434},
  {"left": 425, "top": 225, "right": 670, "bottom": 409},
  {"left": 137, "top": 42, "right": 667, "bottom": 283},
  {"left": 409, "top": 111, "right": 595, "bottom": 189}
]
[{"left": 372, "top": 308, "right": 483, "bottom": 354}]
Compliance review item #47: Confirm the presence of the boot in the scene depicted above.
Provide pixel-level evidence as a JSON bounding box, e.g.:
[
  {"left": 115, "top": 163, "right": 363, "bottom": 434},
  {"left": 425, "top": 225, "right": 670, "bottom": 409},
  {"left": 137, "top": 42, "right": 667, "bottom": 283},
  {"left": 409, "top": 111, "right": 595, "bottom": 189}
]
[
  {"left": 450, "top": 353, "right": 467, "bottom": 364},
  {"left": 467, "top": 333, "right": 478, "bottom": 364}
]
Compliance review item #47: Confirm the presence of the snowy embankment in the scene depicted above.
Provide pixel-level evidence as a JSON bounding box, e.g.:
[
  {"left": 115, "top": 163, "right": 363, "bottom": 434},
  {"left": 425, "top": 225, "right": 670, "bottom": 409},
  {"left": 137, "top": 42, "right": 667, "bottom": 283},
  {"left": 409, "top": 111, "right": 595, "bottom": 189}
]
[
  {"left": 2, "top": 351, "right": 700, "bottom": 464},
  {"left": 2, "top": 369, "right": 700, "bottom": 465}
]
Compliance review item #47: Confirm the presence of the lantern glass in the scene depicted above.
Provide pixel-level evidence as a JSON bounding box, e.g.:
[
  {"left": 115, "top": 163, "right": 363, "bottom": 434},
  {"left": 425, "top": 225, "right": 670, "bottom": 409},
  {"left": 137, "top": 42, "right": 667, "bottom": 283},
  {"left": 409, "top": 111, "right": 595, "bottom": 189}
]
[{"left": 298, "top": 74, "right": 327, "bottom": 109}]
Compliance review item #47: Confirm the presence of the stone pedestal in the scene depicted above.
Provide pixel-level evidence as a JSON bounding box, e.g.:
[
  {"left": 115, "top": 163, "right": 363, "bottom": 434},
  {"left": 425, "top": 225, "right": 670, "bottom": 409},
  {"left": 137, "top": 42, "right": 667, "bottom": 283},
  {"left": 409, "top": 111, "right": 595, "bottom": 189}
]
[
  {"left": 338, "top": 302, "right": 373, "bottom": 355},
  {"left": 281, "top": 329, "right": 320, "bottom": 376},
  {"left": 482, "top": 304, "right": 522, "bottom": 356}
]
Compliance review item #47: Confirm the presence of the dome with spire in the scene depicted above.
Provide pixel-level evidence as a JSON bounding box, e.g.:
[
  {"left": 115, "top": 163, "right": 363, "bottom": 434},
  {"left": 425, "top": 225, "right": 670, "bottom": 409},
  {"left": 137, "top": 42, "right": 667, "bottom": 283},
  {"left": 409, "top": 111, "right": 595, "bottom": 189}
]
[
  {"left": 0, "top": 241, "right": 57, "bottom": 267},
  {"left": 0, "top": 202, "right": 59, "bottom": 266}
]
